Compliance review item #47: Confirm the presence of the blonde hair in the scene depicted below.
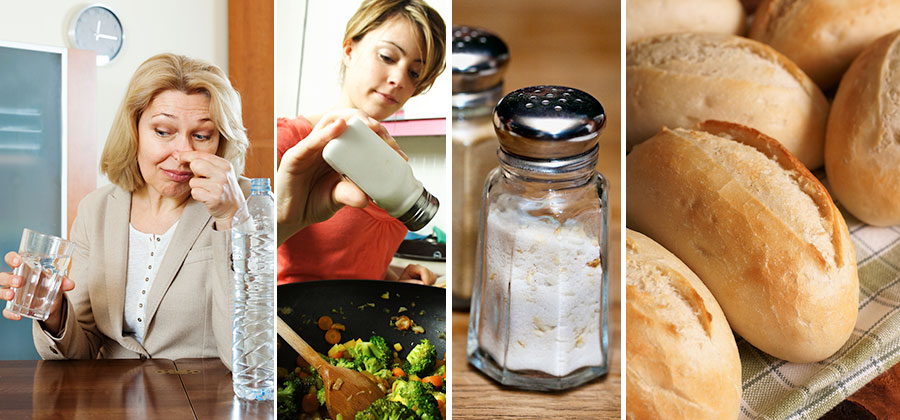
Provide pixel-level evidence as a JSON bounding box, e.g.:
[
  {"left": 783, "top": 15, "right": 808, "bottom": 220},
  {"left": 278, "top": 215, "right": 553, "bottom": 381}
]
[
  {"left": 100, "top": 53, "right": 248, "bottom": 192},
  {"left": 343, "top": 0, "right": 446, "bottom": 97}
]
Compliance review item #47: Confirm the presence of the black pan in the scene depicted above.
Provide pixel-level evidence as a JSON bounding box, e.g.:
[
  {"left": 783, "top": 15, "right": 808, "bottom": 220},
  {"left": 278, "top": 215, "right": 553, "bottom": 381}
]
[{"left": 277, "top": 280, "right": 447, "bottom": 371}]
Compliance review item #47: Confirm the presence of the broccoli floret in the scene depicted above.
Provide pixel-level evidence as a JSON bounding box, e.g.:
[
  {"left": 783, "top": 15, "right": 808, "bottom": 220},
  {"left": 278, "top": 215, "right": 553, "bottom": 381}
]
[
  {"left": 402, "top": 339, "right": 436, "bottom": 377},
  {"left": 354, "top": 397, "right": 418, "bottom": 420},
  {"left": 349, "top": 336, "right": 393, "bottom": 374},
  {"left": 276, "top": 374, "right": 303, "bottom": 418},
  {"left": 373, "top": 368, "right": 393, "bottom": 380},
  {"left": 330, "top": 356, "right": 359, "bottom": 370},
  {"left": 389, "top": 379, "right": 422, "bottom": 405},
  {"left": 407, "top": 394, "right": 442, "bottom": 420},
  {"left": 389, "top": 380, "right": 441, "bottom": 420},
  {"left": 303, "top": 366, "right": 324, "bottom": 390},
  {"left": 317, "top": 386, "right": 326, "bottom": 406}
]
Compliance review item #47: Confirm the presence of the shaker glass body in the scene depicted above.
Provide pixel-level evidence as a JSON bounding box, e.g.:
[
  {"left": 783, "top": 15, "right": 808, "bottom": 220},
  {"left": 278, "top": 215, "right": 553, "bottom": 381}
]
[{"left": 468, "top": 149, "right": 609, "bottom": 391}]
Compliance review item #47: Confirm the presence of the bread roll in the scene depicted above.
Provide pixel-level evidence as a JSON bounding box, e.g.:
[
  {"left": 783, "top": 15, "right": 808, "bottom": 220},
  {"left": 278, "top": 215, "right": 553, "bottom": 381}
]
[
  {"left": 626, "top": 229, "right": 741, "bottom": 420},
  {"left": 749, "top": 0, "right": 900, "bottom": 90},
  {"left": 825, "top": 30, "right": 900, "bottom": 226},
  {"left": 626, "top": 33, "right": 829, "bottom": 169},
  {"left": 627, "top": 120, "right": 858, "bottom": 363},
  {"left": 626, "top": 0, "right": 746, "bottom": 45}
]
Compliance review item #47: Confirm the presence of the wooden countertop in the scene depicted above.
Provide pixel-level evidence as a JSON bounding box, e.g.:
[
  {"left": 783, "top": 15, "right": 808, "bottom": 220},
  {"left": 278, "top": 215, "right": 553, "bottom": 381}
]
[
  {"left": 0, "top": 358, "right": 273, "bottom": 419},
  {"left": 451, "top": 0, "right": 621, "bottom": 418}
]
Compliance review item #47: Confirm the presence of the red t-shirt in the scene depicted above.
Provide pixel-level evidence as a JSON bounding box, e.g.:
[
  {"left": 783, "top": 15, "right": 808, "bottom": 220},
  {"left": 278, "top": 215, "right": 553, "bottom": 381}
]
[{"left": 276, "top": 116, "right": 407, "bottom": 284}]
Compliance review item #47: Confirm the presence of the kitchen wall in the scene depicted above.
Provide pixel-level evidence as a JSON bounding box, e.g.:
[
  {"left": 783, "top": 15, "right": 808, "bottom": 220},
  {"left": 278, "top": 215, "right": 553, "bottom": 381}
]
[{"left": 0, "top": 0, "right": 228, "bottom": 187}]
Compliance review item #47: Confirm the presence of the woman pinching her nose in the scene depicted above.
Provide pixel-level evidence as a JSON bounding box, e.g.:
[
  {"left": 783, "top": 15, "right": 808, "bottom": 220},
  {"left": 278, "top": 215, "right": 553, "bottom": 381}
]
[
  {"left": 276, "top": 0, "right": 446, "bottom": 286},
  {"left": 0, "top": 53, "right": 249, "bottom": 368}
]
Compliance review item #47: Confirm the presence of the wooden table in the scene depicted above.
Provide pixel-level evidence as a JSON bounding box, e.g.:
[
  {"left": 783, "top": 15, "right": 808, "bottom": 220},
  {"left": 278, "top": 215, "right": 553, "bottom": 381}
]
[
  {"left": 0, "top": 358, "right": 273, "bottom": 419},
  {"left": 451, "top": 0, "right": 621, "bottom": 418}
]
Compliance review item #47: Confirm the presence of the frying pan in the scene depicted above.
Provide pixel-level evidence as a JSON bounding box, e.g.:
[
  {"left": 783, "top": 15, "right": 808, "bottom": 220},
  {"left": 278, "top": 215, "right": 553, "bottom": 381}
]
[{"left": 277, "top": 280, "right": 447, "bottom": 372}]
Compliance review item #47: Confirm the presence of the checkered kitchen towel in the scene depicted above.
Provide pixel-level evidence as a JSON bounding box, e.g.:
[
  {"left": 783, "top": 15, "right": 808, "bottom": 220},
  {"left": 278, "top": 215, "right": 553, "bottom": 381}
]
[{"left": 739, "top": 205, "right": 900, "bottom": 419}]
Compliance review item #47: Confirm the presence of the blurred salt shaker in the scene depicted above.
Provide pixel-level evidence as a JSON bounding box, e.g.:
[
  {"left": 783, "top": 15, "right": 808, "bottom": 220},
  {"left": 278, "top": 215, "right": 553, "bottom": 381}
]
[{"left": 451, "top": 26, "right": 509, "bottom": 310}]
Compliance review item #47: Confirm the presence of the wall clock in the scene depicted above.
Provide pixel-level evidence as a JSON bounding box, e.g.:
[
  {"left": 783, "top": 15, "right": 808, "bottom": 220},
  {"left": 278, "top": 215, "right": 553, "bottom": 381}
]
[{"left": 68, "top": 4, "right": 124, "bottom": 66}]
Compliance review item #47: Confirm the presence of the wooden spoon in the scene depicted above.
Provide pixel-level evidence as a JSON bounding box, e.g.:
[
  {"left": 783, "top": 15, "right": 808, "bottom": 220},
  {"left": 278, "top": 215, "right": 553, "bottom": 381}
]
[{"left": 276, "top": 316, "right": 384, "bottom": 419}]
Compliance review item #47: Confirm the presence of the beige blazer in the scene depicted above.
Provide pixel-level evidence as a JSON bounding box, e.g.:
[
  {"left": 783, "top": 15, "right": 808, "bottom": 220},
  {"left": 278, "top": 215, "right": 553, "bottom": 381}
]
[{"left": 32, "top": 182, "right": 248, "bottom": 367}]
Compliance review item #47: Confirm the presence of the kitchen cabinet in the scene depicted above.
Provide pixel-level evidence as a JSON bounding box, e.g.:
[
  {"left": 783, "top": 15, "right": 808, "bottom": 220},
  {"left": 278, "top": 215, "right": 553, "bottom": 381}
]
[{"left": 0, "top": 42, "right": 96, "bottom": 360}]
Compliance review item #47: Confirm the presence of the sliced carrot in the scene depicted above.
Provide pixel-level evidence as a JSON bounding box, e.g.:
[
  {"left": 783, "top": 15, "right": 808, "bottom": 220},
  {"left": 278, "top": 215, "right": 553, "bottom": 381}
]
[
  {"left": 301, "top": 392, "right": 319, "bottom": 413},
  {"left": 325, "top": 328, "right": 342, "bottom": 345},
  {"left": 395, "top": 315, "right": 411, "bottom": 331},
  {"left": 331, "top": 322, "right": 346, "bottom": 331},
  {"left": 317, "top": 315, "right": 333, "bottom": 331},
  {"left": 422, "top": 375, "right": 442, "bottom": 388},
  {"left": 392, "top": 367, "right": 406, "bottom": 377}
]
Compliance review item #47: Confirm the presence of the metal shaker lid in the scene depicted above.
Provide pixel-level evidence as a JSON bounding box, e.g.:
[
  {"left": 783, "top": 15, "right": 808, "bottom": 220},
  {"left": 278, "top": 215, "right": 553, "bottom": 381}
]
[
  {"left": 493, "top": 86, "right": 605, "bottom": 159},
  {"left": 452, "top": 26, "right": 509, "bottom": 94}
]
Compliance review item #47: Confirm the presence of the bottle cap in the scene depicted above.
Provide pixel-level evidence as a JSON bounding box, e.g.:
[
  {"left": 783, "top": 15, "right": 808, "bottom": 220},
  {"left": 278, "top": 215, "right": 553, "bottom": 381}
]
[
  {"left": 452, "top": 26, "right": 509, "bottom": 94},
  {"left": 396, "top": 188, "right": 440, "bottom": 232},
  {"left": 493, "top": 85, "right": 605, "bottom": 159}
]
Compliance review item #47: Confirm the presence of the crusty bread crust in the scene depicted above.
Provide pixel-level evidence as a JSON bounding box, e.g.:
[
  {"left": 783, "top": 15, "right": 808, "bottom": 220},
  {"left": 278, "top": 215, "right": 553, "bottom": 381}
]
[
  {"left": 825, "top": 30, "right": 900, "bottom": 226},
  {"left": 627, "top": 120, "right": 859, "bottom": 363},
  {"left": 626, "top": 0, "right": 746, "bottom": 45},
  {"left": 626, "top": 229, "right": 741, "bottom": 420},
  {"left": 750, "top": 0, "right": 900, "bottom": 90},
  {"left": 626, "top": 33, "right": 829, "bottom": 169}
]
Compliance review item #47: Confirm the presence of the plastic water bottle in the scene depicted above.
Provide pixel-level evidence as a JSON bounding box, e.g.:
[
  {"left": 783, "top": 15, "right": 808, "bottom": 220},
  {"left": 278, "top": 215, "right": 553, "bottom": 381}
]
[{"left": 232, "top": 178, "right": 275, "bottom": 401}]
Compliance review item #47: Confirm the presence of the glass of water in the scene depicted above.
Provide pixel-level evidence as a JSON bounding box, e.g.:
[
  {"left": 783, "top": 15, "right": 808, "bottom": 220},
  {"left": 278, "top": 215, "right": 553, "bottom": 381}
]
[{"left": 5, "top": 229, "right": 76, "bottom": 321}]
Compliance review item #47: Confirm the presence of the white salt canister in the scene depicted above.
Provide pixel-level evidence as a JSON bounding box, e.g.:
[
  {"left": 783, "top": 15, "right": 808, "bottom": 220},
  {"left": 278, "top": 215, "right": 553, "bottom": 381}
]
[{"left": 467, "top": 85, "right": 609, "bottom": 391}]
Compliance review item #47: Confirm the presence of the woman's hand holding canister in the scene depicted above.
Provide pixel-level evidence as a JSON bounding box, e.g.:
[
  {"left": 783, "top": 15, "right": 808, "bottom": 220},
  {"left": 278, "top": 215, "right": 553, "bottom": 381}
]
[{"left": 276, "top": 110, "right": 404, "bottom": 246}]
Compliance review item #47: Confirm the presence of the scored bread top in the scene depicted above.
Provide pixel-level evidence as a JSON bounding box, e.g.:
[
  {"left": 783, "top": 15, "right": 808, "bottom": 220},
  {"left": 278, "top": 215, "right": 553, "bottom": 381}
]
[
  {"left": 627, "top": 32, "right": 807, "bottom": 90},
  {"left": 626, "top": 237, "right": 713, "bottom": 345},
  {"left": 883, "top": 33, "right": 900, "bottom": 147},
  {"left": 680, "top": 127, "right": 835, "bottom": 265}
]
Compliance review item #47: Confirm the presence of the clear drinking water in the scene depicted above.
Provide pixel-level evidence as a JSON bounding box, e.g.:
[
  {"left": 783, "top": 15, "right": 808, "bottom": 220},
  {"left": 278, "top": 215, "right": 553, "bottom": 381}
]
[
  {"left": 8, "top": 253, "right": 71, "bottom": 320},
  {"left": 232, "top": 178, "right": 275, "bottom": 401},
  {"left": 5, "top": 228, "right": 75, "bottom": 321}
]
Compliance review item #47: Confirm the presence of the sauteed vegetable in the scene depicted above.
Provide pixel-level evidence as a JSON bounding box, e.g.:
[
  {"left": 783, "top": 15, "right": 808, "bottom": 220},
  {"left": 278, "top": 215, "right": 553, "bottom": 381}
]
[{"left": 278, "top": 336, "right": 446, "bottom": 420}]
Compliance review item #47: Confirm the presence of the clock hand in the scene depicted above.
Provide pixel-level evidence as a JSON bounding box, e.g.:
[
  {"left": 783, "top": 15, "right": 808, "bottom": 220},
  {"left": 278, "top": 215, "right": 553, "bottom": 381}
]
[
  {"left": 96, "top": 33, "right": 119, "bottom": 41},
  {"left": 96, "top": 20, "right": 101, "bottom": 34}
]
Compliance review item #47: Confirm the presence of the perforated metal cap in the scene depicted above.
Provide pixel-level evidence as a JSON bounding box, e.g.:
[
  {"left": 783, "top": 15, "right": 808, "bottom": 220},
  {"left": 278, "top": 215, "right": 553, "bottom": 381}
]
[
  {"left": 493, "top": 86, "right": 605, "bottom": 159},
  {"left": 452, "top": 26, "right": 509, "bottom": 94}
]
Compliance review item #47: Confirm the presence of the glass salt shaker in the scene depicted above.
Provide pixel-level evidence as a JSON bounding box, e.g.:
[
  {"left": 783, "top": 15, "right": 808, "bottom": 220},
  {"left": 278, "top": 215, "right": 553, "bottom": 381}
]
[
  {"left": 451, "top": 26, "right": 509, "bottom": 310},
  {"left": 467, "top": 85, "right": 609, "bottom": 391}
]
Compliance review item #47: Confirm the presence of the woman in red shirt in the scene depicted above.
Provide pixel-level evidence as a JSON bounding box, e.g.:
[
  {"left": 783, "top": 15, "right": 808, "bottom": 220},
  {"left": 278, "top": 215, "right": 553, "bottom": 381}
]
[{"left": 276, "top": 0, "right": 446, "bottom": 284}]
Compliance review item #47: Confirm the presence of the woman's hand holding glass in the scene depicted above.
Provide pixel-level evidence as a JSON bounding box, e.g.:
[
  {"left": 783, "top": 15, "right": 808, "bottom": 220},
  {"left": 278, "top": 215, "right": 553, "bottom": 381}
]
[
  {"left": 0, "top": 252, "right": 74, "bottom": 333},
  {"left": 276, "top": 109, "right": 406, "bottom": 246}
]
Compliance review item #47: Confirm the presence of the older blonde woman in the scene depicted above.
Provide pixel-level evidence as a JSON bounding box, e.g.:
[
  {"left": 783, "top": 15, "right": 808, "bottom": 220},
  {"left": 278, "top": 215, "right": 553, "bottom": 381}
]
[{"left": 0, "top": 54, "right": 249, "bottom": 367}]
